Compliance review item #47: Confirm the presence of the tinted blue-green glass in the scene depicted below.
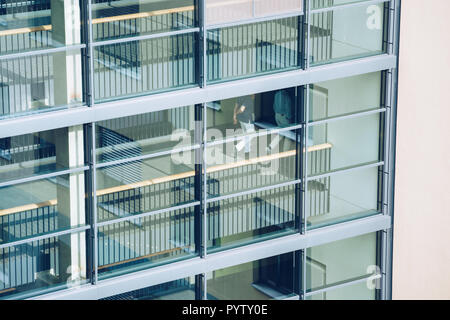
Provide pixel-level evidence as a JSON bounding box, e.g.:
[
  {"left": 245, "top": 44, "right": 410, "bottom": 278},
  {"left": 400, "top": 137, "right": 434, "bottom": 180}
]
[
  {"left": 92, "top": 0, "right": 196, "bottom": 42},
  {"left": 207, "top": 16, "right": 301, "bottom": 83},
  {"left": 0, "top": 174, "right": 87, "bottom": 244},
  {"left": 101, "top": 277, "right": 196, "bottom": 300},
  {"left": 97, "top": 207, "right": 197, "bottom": 279},
  {"left": 207, "top": 252, "right": 296, "bottom": 300},
  {"left": 306, "top": 281, "right": 376, "bottom": 300},
  {"left": 307, "top": 166, "right": 380, "bottom": 228},
  {"left": 0, "top": 231, "right": 88, "bottom": 299},
  {"left": 306, "top": 232, "right": 377, "bottom": 293},
  {"left": 207, "top": 185, "right": 297, "bottom": 252},
  {"left": 310, "top": 3, "right": 386, "bottom": 65},
  {"left": 94, "top": 33, "right": 196, "bottom": 102}
]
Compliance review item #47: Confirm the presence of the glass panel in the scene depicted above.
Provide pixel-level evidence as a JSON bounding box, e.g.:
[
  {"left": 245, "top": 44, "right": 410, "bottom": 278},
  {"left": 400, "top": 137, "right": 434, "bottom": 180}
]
[
  {"left": 101, "top": 277, "right": 196, "bottom": 300},
  {"left": 0, "top": 0, "right": 81, "bottom": 55},
  {"left": 306, "top": 281, "right": 376, "bottom": 300},
  {"left": 0, "top": 126, "right": 85, "bottom": 183},
  {"left": 309, "top": 72, "right": 382, "bottom": 122},
  {"left": 96, "top": 105, "right": 196, "bottom": 164},
  {"left": 207, "top": 252, "right": 296, "bottom": 300},
  {"left": 206, "top": 0, "right": 303, "bottom": 25},
  {"left": 207, "top": 185, "right": 296, "bottom": 252},
  {"left": 0, "top": 174, "right": 87, "bottom": 244},
  {"left": 92, "top": 0, "right": 196, "bottom": 42},
  {"left": 207, "top": 16, "right": 300, "bottom": 83},
  {"left": 94, "top": 33, "right": 196, "bottom": 102},
  {"left": 206, "top": 90, "right": 299, "bottom": 143},
  {"left": 310, "top": 3, "right": 385, "bottom": 65},
  {"left": 206, "top": 135, "right": 297, "bottom": 198},
  {"left": 311, "top": 0, "right": 371, "bottom": 10},
  {"left": 308, "top": 113, "right": 382, "bottom": 175},
  {"left": 0, "top": 50, "right": 84, "bottom": 119},
  {"left": 0, "top": 231, "right": 88, "bottom": 299},
  {"left": 306, "top": 232, "right": 377, "bottom": 291},
  {"left": 307, "top": 166, "right": 380, "bottom": 228},
  {"left": 96, "top": 151, "right": 196, "bottom": 223},
  {"left": 98, "top": 207, "right": 197, "bottom": 278}
]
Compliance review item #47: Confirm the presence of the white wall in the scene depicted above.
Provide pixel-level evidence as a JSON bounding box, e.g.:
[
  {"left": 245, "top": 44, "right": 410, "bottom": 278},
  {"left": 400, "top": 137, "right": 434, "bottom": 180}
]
[{"left": 392, "top": 0, "right": 450, "bottom": 300}]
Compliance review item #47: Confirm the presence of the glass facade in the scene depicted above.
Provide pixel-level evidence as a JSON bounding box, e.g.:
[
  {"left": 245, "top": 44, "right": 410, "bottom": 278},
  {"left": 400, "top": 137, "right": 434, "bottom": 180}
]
[
  {"left": 0, "top": 0, "right": 398, "bottom": 300},
  {"left": 207, "top": 253, "right": 297, "bottom": 300}
]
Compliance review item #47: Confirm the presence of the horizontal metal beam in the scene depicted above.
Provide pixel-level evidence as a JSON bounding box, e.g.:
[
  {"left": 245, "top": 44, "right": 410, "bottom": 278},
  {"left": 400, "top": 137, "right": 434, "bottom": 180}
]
[
  {"left": 29, "top": 214, "right": 391, "bottom": 300},
  {"left": 310, "top": 0, "right": 389, "bottom": 14},
  {"left": 0, "top": 54, "right": 397, "bottom": 139}
]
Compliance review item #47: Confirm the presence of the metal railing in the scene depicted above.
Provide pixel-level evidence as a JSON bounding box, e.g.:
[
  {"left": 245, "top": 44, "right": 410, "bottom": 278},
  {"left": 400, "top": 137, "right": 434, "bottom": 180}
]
[{"left": 207, "top": 16, "right": 300, "bottom": 82}]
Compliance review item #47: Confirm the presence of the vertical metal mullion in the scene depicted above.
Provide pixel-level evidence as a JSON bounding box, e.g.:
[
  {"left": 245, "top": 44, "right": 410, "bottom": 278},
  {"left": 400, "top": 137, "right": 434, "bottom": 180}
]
[
  {"left": 304, "top": 0, "right": 310, "bottom": 70},
  {"left": 88, "top": 0, "right": 95, "bottom": 106},
  {"left": 198, "top": 0, "right": 207, "bottom": 88},
  {"left": 202, "top": 103, "right": 208, "bottom": 259},
  {"left": 302, "top": 84, "right": 310, "bottom": 235}
]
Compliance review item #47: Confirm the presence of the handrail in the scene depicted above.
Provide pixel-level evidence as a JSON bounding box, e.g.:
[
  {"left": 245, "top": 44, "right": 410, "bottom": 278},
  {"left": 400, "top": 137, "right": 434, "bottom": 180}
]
[
  {"left": 97, "top": 246, "right": 190, "bottom": 270},
  {"left": 0, "top": 5, "right": 194, "bottom": 37},
  {"left": 0, "top": 143, "right": 332, "bottom": 217}
]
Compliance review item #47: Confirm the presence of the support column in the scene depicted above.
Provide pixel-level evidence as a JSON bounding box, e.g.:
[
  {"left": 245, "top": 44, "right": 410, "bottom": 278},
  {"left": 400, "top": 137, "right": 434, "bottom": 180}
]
[
  {"left": 51, "top": 0, "right": 85, "bottom": 285},
  {"left": 51, "top": 0, "right": 83, "bottom": 107}
]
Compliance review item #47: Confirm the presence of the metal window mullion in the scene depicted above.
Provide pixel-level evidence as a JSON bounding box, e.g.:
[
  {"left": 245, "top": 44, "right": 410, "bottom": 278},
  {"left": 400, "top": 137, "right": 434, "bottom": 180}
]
[
  {"left": 88, "top": 0, "right": 95, "bottom": 107},
  {"left": 383, "top": 1, "right": 400, "bottom": 301},
  {"left": 306, "top": 0, "right": 311, "bottom": 70},
  {"left": 89, "top": 122, "right": 98, "bottom": 285},
  {"left": 303, "top": 85, "right": 310, "bottom": 234},
  {"left": 202, "top": 103, "right": 207, "bottom": 259},
  {"left": 200, "top": 0, "right": 207, "bottom": 88}
]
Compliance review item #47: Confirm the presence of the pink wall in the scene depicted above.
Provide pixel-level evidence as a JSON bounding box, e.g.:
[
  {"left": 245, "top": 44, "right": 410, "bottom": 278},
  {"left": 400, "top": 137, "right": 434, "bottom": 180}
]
[{"left": 393, "top": 0, "right": 450, "bottom": 299}]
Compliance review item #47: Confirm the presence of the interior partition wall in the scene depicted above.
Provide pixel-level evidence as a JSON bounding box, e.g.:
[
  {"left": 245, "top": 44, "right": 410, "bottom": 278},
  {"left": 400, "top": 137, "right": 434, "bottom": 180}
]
[{"left": 0, "top": 0, "right": 400, "bottom": 300}]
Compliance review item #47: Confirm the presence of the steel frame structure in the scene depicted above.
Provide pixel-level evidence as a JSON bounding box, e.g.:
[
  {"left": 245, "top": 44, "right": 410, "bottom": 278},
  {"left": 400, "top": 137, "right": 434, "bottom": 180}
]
[{"left": 0, "top": 0, "right": 401, "bottom": 300}]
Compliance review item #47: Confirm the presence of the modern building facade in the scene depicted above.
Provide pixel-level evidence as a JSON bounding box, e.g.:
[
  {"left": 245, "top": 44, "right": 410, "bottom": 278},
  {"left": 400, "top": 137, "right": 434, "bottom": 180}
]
[{"left": 0, "top": 0, "right": 403, "bottom": 300}]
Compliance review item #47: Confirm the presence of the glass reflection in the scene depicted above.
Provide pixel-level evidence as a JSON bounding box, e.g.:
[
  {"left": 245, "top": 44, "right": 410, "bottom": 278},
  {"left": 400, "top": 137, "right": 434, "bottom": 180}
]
[
  {"left": 207, "top": 185, "right": 296, "bottom": 251},
  {"left": 98, "top": 207, "right": 197, "bottom": 278},
  {"left": 306, "top": 281, "right": 376, "bottom": 300},
  {"left": 207, "top": 252, "right": 296, "bottom": 300},
  {"left": 0, "top": 50, "right": 84, "bottom": 119},
  {"left": 306, "top": 232, "right": 377, "bottom": 292},
  {"left": 206, "top": 89, "right": 299, "bottom": 142},
  {"left": 309, "top": 72, "right": 382, "bottom": 122},
  {"left": 0, "top": 126, "right": 85, "bottom": 183},
  {"left": 0, "top": 173, "right": 87, "bottom": 244},
  {"left": 310, "top": 3, "right": 386, "bottom": 65},
  {"left": 206, "top": 0, "right": 303, "bottom": 25},
  {"left": 101, "top": 277, "right": 196, "bottom": 300},
  {"left": 0, "top": 232, "right": 88, "bottom": 299},
  {"left": 307, "top": 166, "right": 380, "bottom": 228},
  {"left": 94, "top": 33, "right": 196, "bottom": 101},
  {"left": 96, "top": 151, "right": 196, "bottom": 223},
  {"left": 307, "top": 113, "right": 382, "bottom": 175},
  {"left": 92, "top": 0, "right": 195, "bottom": 42},
  {"left": 96, "top": 105, "right": 196, "bottom": 163},
  {"left": 0, "top": 0, "right": 81, "bottom": 56},
  {"left": 207, "top": 16, "right": 300, "bottom": 83}
]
